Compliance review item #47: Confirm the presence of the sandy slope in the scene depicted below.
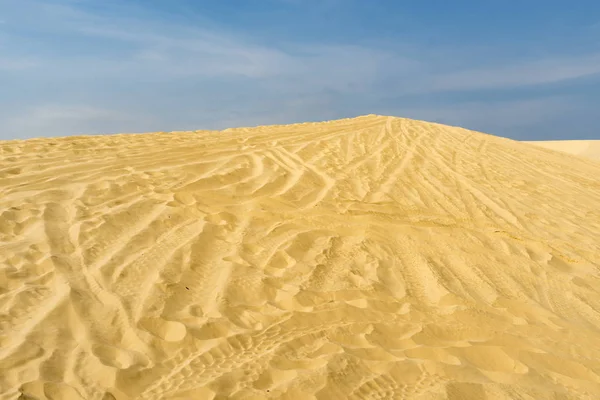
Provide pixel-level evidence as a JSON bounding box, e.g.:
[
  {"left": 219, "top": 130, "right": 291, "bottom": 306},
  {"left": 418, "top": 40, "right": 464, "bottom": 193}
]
[
  {"left": 524, "top": 140, "right": 600, "bottom": 161},
  {"left": 1, "top": 115, "right": 600, "bottom": 400}
]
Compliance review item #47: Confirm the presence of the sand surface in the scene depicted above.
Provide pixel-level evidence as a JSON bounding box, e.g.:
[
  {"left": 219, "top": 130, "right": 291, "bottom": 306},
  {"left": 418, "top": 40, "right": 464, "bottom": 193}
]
[
  {"left": 524, "top": 140, "right": 600, "bottom": 161},
  {"left": 1, "top": 114, "right": 600, "bottom": 399}
]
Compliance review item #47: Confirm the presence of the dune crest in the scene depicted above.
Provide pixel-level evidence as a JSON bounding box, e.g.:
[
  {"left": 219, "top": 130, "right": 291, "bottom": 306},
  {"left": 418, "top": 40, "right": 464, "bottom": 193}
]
[
  {"left": 524, "top": 139, "right": 600, "bottom": 161},
  {"left": 1, "top": 115, "right": 600, "bottom": 399}
]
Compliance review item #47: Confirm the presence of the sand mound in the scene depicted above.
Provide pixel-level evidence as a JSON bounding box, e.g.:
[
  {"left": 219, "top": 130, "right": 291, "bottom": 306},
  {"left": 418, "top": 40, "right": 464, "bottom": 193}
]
[
  {"left": 1, "top": 115, "right": 600, "bottom": 399},
  {"left": 524, "top": 140, "right": 600, "bottom": 161}
]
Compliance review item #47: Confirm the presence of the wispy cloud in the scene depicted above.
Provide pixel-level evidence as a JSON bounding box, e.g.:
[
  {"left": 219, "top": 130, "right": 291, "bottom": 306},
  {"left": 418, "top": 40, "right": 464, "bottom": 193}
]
[
  {"left": 2, "top": 105, "right": 157, "bottom": 138},
  {"left": 10, "top": 0, "right": 596, "bottom": 91},
  {"left": 396, "top": 96, "right": 573, "bottom": 129},
  {"left": 388, "top": 95, "right": 600, "bottom": 140},
  {"left": 61, "top": 10, "right": 414, "bottom": 86},
  {"left": 419, "top": 55, "right": 600, "bottom": 93},
  {"left": 1, "top": 0, "right": 599, "bottom": 140},
  {"left": 0, "top": 57, "right": 37, "bottom": 70}
]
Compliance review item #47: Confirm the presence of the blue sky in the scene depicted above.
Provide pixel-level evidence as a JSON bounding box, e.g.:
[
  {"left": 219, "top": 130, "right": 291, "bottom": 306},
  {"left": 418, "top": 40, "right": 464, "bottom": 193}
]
[{"left": 1, "top": 0, "right": 599, "bottom": 140}]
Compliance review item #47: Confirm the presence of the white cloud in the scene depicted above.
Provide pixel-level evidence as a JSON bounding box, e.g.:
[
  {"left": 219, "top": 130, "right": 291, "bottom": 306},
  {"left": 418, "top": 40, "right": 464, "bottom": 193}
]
[
  {"left": 390, "top": 96, "right": 578, "bottom": 136},
  {"left": 0, "top": 57, "right": 37, "bottom": 70},
  {"left": 4, "top": 0, "right": 599, "bottom": 91},
  {"left": 1, "top": 0, "right": 599, "bottom": 140},
  {"left": 2, "top": 105, "right": 157, "bottom": 139},
  {"left": 419, "top": 55, "right": 600, "bottom": 93}
]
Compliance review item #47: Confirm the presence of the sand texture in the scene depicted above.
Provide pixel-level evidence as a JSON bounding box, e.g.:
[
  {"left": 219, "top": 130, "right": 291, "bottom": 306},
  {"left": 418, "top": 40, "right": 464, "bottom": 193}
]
[
  {"left": 1, "top": 114, "right": 600, "bottom": 399},
  {"left": 525, "top": 140, "right": 600, "bottom": 161}
]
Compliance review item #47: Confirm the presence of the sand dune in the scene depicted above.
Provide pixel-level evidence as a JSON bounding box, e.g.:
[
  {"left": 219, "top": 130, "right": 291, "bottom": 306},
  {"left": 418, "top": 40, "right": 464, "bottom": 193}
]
[
  {"left": 1, "top": 114, "right": 600, "bottom": 399},
  {"left": 524, "top": 140, "right": 600, "bottom": 161}
]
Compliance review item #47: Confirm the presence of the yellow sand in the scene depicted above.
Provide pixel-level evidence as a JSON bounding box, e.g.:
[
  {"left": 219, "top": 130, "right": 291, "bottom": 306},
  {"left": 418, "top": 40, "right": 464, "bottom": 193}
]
[
  {"left": 1, "top": 114, "right": 600, "bottom": 400},
  {"left": 524, "top": 140, "right": 600, "bottom": 161}
]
